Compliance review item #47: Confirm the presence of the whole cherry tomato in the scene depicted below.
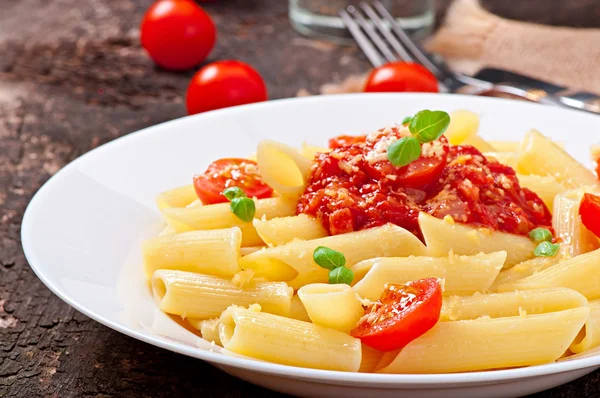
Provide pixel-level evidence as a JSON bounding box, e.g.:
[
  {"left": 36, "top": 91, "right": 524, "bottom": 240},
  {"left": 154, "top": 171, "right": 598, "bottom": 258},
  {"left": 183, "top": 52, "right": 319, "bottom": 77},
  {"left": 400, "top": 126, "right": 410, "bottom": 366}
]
[
  {"left": 193, "top": 158, "right": 273, "bottom": 204},
  {"left": 351, "top": 277, "right": 442, "bottom": 351},
  {"left": 141, "top": 0, "right": 216, "bottom": 71},
  {"left": 186, "top": 60, "right": 267, "bottom": 115},
  {"left": 364, "top": 62, "right": 439, "bottom": 93},
  {"left": 579, "top": 193, "right": 600, "bottom": 238}
]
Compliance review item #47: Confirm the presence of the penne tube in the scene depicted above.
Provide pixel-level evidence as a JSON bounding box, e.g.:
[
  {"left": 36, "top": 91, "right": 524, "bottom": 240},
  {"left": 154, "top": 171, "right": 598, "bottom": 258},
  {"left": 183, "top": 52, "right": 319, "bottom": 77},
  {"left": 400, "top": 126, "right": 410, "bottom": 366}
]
[
  {"left": 496, "top": 248, "right": 600, "bottom": 300},
  {"left": 419, "top": 212, "right": 535, "bottom": 268},
  {"left": 188, "top": 317, "right": 223, "bottom": 346},
  {"left": 352, "top": 252, "right": 506, "bottom": 301},
  {"left": 301, "top": 142, "right": 331, "bottom": 160},
  {"left": 159, "top": 224, "right": 177, "bottom": 236},
  {"left": 143, "top": 228, "right": 241, "bottom": 278},
  {"left": 240, "top": 245, "right": 267, "bottom": 256},
  {"left": 570, "top": 299, "right": 600, "bottom": 354},
  {"left": 517, "top": 174, "right": 566, "bottom": 210},
  {"left": 287, "top": 294, "right": 311, "bottom": 322},
  {"left": 487, "top": 141, "right": 520, "bottom": 152},
  {"left": 517, "top": 129, "right": 600, "bottom": 190},
  {"left": 483, "top": 151, "right": 520, "bottom": 169},
  {"left": 462, "top": 135, "right": 496, "bottom": 152},
  {"left": 553, "top": 189, "right": 600, "bottom": 257},
  {"left": 490, "top": 256, "right": 560, "bottom": 292},
  {"left": 162, "top": 197, "right": 297, "bottom": 246},
  {"left": 440, "top": 288, "right": 588, "bottom": 321},
  {"left": 156, "top": 184, "right": 198, "bottom": 210},
  {"left": 152, "top": 270, "right": 293, "bottom": 319},
  {"left": 218, "top": 305, "right": 362, "bottom": 371},
  {"left": 256, "top": 139, "right": 314, "bottom": 198},
  {"left": 378, "top": 307, "right": 589, "bottom": 374},
  {"left": 297, "top": 283, "right": 364, "bottom": 333},
  {"left": 240, "top": 224, "right": 428, "bottom": 289},
  {"left": 359, "top": 344, "right": 385, "bottom": 373},
  {"left": 253, "top": 214, "right": 328, "bottom": 247},
  {"left": 444, "top": 110, "right": 480, "bottom": 145}
]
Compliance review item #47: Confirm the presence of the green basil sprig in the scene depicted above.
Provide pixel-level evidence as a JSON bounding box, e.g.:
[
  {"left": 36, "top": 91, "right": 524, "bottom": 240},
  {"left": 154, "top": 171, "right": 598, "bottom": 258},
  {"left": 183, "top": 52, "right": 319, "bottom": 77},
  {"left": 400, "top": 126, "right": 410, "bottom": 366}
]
[
  {"left": 528, "top": 227, "right": 553, "bottom": 244},
  {"left": 222, "top": 187, "right": 256, "bottom": 222},
  {"left": 533, "top": 241, "right": 560, "bottom": 257},
  {"left": 313, "top": 246, "right": 354, "bottom": 285}
]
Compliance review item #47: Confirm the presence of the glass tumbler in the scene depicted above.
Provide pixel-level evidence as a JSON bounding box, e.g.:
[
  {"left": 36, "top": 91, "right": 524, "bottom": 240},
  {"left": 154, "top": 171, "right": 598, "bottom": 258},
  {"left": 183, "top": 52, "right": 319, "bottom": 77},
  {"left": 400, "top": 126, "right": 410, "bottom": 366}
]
[{"left": 289, "top": 0, "right": 435, "bottom": 43}]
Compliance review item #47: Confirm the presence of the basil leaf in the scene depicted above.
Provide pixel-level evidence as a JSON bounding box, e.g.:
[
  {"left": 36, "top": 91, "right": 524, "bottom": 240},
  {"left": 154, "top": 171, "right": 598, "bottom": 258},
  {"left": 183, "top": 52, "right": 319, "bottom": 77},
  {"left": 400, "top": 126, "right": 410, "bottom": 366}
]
[
  {"left": 223, "top": 187, "right": 246, "bottom": 201},
  {"left": 401, "top": 116, "right": 413, "bottom": 125},
  {"left": 528, "top": 227, "right": 553, "bottom": 244},
  {"left": 533, "top": 241, "right": 560, "bottom": 257},
  {"left": 409, "top": 110, "right": 451, "bottom": 143},
  {"left": 387, "top": 136, "right": 421, "bottom": 167},
  {"left": 313, "top": 246, "right": 346, "bottom": 270},
  {"left": 328, "top": 266, "right": 354, "bottom": 285},
  {"left": 230, "top": 197, "right": 256, "bottom": 222}
]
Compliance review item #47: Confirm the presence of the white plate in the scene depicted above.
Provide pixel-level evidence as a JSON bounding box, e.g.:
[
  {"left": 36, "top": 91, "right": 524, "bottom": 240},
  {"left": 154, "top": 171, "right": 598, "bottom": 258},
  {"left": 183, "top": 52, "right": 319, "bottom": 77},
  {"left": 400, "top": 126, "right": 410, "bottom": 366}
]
[{"left": 22, "top": 94, "right": 600, "bottom": 398}]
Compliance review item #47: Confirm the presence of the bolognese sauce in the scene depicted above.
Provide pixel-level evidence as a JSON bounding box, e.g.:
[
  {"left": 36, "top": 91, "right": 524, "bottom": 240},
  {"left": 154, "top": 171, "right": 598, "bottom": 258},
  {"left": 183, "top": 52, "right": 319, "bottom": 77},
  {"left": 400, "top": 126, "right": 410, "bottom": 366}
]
[{"left": 297, "top": 124, "right": 552, "bottom": 237}]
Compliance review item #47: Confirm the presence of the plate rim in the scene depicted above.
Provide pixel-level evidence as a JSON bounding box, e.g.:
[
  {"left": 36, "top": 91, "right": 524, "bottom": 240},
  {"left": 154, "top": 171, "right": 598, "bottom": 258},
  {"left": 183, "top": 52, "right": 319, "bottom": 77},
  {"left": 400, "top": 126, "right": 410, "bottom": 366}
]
[{"left": 21, "top": 93, "right": 600, "bottom": 386}]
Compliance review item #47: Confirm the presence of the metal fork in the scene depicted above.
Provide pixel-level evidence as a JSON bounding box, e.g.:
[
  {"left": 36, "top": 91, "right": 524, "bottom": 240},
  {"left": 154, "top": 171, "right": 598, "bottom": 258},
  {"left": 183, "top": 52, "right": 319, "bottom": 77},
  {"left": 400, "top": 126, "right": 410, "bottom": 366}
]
[{"left": 340, "top": 1, "right": 600, "bottom": 114}]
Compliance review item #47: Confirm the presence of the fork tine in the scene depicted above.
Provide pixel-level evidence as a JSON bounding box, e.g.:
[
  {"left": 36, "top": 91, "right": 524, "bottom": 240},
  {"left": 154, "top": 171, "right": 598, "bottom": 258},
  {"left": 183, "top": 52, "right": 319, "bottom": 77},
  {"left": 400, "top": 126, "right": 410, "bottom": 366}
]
[
  {"left": 358, "top": 2, "right": 413, "bottom": 62},
  {"left": 372, "top": 0, "right": 448, "bottom": 78},
  {"left": 339, "top": 8, "right": 385, "bottom": 67},
  {"left": 346, "top": 6, "right": 398, "bottom": 64}
]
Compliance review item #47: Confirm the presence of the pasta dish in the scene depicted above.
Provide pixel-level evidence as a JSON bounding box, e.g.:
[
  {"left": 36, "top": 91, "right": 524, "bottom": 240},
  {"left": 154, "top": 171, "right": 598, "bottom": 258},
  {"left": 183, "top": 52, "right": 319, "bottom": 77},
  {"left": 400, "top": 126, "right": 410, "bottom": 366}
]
[{"left": 143, "top": 109, "right": 600, "bottom": 373}]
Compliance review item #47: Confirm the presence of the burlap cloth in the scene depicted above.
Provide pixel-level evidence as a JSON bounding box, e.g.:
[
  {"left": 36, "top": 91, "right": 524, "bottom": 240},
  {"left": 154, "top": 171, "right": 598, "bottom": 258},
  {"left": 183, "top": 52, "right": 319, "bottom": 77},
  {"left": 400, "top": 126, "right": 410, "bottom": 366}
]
[{"left": 314, "top": 0, "right": 600, "bottom": 96}]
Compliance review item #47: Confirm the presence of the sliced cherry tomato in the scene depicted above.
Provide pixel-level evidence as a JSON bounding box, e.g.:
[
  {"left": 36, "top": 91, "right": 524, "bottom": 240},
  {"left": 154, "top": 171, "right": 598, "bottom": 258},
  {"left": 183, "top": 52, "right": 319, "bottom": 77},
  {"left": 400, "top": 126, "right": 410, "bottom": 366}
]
[
  {"left": 141, "top": 0, "right": 216, "bottom": 71},
  {"left": 186, "top": 60, "right": 267, "bottom": 115},
  {"left": 364, "top": 62, "right": 439, "bottom": 93},
  {"left": 369, "top": 136, "right": 449, "bottom": 188},
  {"left": 351, "top": 277, "right": 442, "bottom": 351},
  {"left": 193, "top": 158, "right": 273, "bottom": 204},
  {"left": 328, "top": 135, "right": 367, "bottom": 149},
  {"left": 579, "top": 193, "right": 600, "bottom": 237}
]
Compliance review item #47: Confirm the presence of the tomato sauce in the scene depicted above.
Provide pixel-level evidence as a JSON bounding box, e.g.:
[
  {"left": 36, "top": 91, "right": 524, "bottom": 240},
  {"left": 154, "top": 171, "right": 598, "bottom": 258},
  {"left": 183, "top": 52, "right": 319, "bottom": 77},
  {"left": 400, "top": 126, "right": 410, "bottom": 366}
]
[{"left": 297, "top": 125, "right": 552, "bottom": 237}]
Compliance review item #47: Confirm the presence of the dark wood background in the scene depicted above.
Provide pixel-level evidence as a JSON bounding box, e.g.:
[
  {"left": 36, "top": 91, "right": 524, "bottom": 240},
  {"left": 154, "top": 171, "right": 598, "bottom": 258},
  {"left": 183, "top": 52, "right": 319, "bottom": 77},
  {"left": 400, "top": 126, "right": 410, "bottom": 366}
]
[{"left": 2, "top": 1, "right": 600, "bottom": 397}]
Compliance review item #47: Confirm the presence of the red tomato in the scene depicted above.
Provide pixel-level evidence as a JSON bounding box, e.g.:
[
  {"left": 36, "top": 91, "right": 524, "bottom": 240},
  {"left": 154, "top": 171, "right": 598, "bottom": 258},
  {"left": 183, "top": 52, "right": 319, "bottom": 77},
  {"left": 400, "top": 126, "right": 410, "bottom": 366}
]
[
  {"left": 351, "top": 278, "right": 442, "bottom": 351},
  {"left": 193, "top": 158, "right": 273, "bottom": 204},
  {"left": 186, "top": 60, "right": 267, "bottom": 115},
  {"left": 364, "top": 62, "right": 439, "bottom": 93},
  {"left": 328, "top": 135, "right": 367, "bottom": 149},
  {"left": 579, "top": 193, "right": 600, "bottom": 237},
  {"left": 141, "top": 0, "right": 216, "bottom": 71}
]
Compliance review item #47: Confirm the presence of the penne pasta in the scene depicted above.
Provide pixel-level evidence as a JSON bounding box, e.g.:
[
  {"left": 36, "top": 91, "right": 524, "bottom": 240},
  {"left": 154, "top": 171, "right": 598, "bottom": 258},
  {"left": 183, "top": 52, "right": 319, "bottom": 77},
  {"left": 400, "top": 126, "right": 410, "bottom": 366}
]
[
  {"left": 444, "top": 110, "right": 480, "bottom": 145},
  {"left": 188, "top": 317, "right": 223, "bottom": 346},
  {"left": 253, "top": 214, "right": 327, "bottom": 246},
  {"left": 143, "top": 228, "right": 241, "bottom": 278},
  {"left": 287, "top": 294, "right": 311, "bottom": 322},
  {"left": 462, "top": 135, "right": 496, "bottom": 152},
  {"left": 570, "top": 299, "right": 600, "bottom": 354},
  {"left": 359, "top": 344, "right": 385, "bottom": 373},
  {"left": 490, "top": 256, "right": 560, "bottom": 292},
  {"left": 378, "top": 307, "right": 589, "bottom": 374},
  {"left": 517, "top": 129, "right": 600, "bottom": 190},
  {"left": 219, "top": 305, "right": 362, "bottom": 371},
  {"left": 156, "top": 184, "right": 198, "bottom": 210},
  {"left": 517, "top": 174, "right": 566, "bottom": 210},
  {"left": 240, "top": 224, "right": 428, "bottom": 289},
  {"left": 419, "top": 212, "right": 535, "bottom": 268},
  {"left": 256, "top": 139, "right": 314, "bottom": 198},
  {"left": 487, "top": 141, "right": 520, "bottom": 152},
  {"left": 152, "top": 270, "right": 293, "bottom": 319},
  {"left": 240, "top": 245, "right": 267, "bottom": 256},
  {"left": 297, "top": 283, "right": 364, "bottom": 333},
  {"left": 553, "top": 189, "right": 600, "bottom": 257},
  {"left": 351, "top": 252, "right": 506, "bottom": 301},
  {"left": 440, "top": 288, "right": 588, "bottom": 321},
  {"left": 301, "top": 142, "right": 331, "bottom": 160},
  {"left": 483, "top": 151, "right": 520, "bottom": 169},
  {"left": 162, "top": 197, "right": 297, "bottom": 246},
  {"left": 496, "top": 248, "right": 600, "bottom": 300}
]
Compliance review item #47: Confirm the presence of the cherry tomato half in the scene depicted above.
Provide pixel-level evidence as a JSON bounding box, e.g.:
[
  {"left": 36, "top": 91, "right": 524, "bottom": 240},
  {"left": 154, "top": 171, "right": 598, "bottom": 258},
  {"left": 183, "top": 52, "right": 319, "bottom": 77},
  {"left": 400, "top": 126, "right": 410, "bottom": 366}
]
[
  {"left": 193, "top": 158, "right": 273, "bottom": 204},
  {"left": 351, "top": 277, "right": 442, "bottom": 351},
  {"left": 579, "top": 193, "right": 600, "bottom": 238},
  {"left": 141, "top": 0, "right": 216, "bottom": 71},
  {"left": 186, "top": 60, "right": 267, "bottom": 115},
  {"left": 328, "top": 135, "right": 367, "bottom": 149},
  {"left": 364, "top": 62, "right": 439, "bottom": 93}
]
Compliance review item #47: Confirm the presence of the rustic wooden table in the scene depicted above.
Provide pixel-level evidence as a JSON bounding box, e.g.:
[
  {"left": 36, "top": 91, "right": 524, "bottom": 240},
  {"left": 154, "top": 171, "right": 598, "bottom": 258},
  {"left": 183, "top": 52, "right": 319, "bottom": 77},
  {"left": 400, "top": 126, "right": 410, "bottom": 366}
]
[{"left": 2, "top": 1, "right": 600, "bottom": 397}]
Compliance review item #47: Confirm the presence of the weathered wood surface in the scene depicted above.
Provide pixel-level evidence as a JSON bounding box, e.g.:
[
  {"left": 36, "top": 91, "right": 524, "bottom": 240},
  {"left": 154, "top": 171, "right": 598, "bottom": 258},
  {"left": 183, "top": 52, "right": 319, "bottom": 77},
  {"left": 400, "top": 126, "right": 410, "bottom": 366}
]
[{"left": 1, "top": 1, "right": 600, "bottom": 397}]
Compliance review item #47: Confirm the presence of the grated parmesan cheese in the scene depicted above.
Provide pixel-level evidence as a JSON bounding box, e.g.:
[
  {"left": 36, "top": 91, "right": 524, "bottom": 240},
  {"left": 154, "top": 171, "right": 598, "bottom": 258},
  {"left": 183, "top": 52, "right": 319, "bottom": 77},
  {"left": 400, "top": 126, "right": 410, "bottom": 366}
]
[{"left": 421, "top": 140, "right": 444, "bottom": 158}]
